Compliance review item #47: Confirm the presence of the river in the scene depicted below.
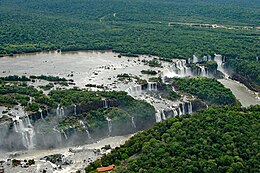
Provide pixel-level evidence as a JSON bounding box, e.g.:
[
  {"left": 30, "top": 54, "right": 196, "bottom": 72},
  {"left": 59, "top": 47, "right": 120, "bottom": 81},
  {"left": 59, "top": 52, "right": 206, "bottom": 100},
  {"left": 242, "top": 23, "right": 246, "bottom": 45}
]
[{"left": 0, "top": 51, "right": 259, "bottom": 172}]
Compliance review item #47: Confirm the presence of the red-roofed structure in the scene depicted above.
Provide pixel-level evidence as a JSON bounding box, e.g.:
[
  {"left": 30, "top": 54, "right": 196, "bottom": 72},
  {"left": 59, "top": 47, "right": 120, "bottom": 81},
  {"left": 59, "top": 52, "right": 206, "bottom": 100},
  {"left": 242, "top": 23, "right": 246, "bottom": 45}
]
[{"left": 97, "top": 164, "right": 115, "bottom": 172}]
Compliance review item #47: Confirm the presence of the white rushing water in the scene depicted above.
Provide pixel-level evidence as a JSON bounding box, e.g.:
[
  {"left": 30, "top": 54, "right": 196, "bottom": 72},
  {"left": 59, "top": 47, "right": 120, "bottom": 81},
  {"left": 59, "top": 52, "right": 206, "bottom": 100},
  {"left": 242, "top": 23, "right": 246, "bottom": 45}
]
[
  {"left": 147, "top": 82, "right": 157, "bottom": 91},
  {"left": 131, "top": 116, "right": 136, "bottom": 129},
  {"left": 164, "top": 59, "right": 191, "bottom": 77},
  {"left": 106, "top": 117, "right": 113, "bottom": 136},
  {"left": 155, "top": 102, "right": 193, "bottom": 122},
  {"left": 79, "top": 120, "right": 92, "bottom": 139},
  {"left": 103, "top": 100, "right": 108, "bottom": 109},
  {"left": 13, "top": 116, "right": 35, "bottom": 149}
]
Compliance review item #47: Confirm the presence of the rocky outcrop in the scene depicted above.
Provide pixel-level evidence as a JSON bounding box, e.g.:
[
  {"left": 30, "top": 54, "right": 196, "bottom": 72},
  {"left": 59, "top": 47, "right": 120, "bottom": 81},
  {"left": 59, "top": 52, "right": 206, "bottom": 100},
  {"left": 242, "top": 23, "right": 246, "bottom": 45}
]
[
  {"left": 191, "top": 99, "right": 208, "bottom": 112},
  {"left": 230, "top": 73, "right": 260, "bottom": 92}
]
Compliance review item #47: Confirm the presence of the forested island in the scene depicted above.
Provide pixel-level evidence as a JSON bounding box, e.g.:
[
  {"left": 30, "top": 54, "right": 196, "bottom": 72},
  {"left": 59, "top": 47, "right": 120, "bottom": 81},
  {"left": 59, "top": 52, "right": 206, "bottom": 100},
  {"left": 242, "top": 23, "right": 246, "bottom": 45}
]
[{"left": 168, "top": 77, "right": 239, "bottom": 106}]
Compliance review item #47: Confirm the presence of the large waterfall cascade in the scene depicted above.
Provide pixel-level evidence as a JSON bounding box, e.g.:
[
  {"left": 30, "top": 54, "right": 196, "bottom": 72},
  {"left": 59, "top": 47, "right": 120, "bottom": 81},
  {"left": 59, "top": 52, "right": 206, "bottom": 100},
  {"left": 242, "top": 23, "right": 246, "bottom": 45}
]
[
  {"left": 0, "top": 54, "right": 235, "bottom": 151},
  {"left": 127, "top": 82, "right": 158, "bottom": 95},
  {"left": 155, "top": 110, "right": 162, "bottom": 123},
  {"left": 79, "top": 120, "right": 91, "bottom": 139},
  {"left": 106, "top": 117, "right": 113, "bottom": 136},
  {"left": 197, "top": 65, "right": 208, "bottom": 77},
  {"left": 56, "top": 104, "right": 65, "bottom": 117},
  {"left": 147, "top": 82, "right": 158, "bottom": 91},
  {"left": 155, "top": 102, "right": 193, "bottom": 123},
  {"left": 127, "top": 85, "right": 142, "bottom": 94},
  {"left": 13, "top": 116, "right": 35, "bottom": 149}
]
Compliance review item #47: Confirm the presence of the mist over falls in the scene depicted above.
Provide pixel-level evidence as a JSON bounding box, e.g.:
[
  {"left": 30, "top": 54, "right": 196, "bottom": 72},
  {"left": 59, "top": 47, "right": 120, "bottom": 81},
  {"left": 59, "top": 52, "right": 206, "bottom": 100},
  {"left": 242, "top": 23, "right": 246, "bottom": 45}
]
[
  {"left": 0, "top": 51, "right": 258, "bottom": 153},
  {"left": 0, "top": 99, "right": 153, "bottom": 151}
]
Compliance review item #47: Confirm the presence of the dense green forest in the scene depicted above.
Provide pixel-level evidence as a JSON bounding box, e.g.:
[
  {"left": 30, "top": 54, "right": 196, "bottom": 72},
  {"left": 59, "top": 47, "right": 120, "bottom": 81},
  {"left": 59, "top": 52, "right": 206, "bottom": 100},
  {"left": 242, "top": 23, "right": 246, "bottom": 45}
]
[
  {"left": 0, "top": 0, "right": 259, "bottom": 59},
  {"left": 225, "top": 57, "right": 260, "bottom": 91},
  {"left": 168, "top": 77, "right": 239, "bottom": 106},
  {"left": 85, "top": 106, "right": 260, "bottom": 173}
]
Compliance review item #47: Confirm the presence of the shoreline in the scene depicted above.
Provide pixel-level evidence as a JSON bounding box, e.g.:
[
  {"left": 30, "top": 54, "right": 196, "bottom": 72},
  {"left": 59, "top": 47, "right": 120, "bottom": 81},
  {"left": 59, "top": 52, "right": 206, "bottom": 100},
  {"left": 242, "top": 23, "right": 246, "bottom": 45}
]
[{"left": 1, "top": 134, "right": 135, "bottom": 173}]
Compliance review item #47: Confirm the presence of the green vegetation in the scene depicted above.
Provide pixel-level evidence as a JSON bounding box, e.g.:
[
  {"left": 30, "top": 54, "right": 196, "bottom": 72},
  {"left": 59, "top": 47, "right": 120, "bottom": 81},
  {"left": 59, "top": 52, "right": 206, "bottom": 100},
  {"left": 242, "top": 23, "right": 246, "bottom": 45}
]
[
  {"left": 85, "top": 84, "right": 104, "bottom": 89},
  {"left": 30, "top": 75, "right": 69, "bottom": 82},
  {"left": 1, "top": 0, "right": 258, "bottom": 59},
  {"left": 159, "top": 83, "right": 180, "bottom": 101},
  {"left": 169, "top": 77, "right": 238, "bottom": 106},
  {"left": 146, "top": 60, "right": 162, "bottom": 68},
  {"left": 200, "top": 61, "right": 218, "bottom": 74},
  {"left": 226, "top": 58, "right": 260, "bottom": 89},
  {"left": 85, "top": 106, "right": 260, "bottom": 173},
  {"left": 0, "top": 82, "right": 54, "bottom": 110},
  {"left": 39, "top": 83, "right": 54, "bottom": 90},
  {"left": 0, "top": 76, "right": 155, "bottom": 120},
  {"left": 0, "top": 75, "right": 30, "bottom": 81},
  {"left": 117, "top": 74, "right": 130, "bottom": 78},
  {"left": 1, "top": 0, "right": 259, "bottom": 90},
  {"left": 54, "top": 90, "right": 155, "bottom": 130},
  {"left": 141, "top": 70, "right": 158, "bottom": 75}
]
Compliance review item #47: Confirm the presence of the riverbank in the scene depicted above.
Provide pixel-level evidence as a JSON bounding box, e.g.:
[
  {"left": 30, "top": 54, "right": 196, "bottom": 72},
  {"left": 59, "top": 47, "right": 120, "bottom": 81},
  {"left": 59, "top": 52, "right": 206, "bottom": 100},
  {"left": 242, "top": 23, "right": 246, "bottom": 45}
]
[{"left": 1, "top": 134, "right": 134, "bottom": 173}]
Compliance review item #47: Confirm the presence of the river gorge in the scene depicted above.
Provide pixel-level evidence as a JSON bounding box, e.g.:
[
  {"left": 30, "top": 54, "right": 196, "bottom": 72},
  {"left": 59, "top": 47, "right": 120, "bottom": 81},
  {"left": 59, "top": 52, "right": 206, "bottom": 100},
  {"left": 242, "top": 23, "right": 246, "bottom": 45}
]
[{"left": 0, "top": 50, "right": 259, "bottom": 172}]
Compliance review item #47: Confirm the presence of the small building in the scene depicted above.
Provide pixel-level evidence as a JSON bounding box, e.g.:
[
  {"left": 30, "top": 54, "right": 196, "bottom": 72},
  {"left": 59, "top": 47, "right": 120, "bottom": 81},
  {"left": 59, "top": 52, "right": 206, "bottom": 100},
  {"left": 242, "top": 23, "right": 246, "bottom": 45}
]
[
  {"left": 97, "top": 164, "right": 115, "bottom": 172},
  {"left": 0, "top": 167, "right": 4, "bottom": 173}
]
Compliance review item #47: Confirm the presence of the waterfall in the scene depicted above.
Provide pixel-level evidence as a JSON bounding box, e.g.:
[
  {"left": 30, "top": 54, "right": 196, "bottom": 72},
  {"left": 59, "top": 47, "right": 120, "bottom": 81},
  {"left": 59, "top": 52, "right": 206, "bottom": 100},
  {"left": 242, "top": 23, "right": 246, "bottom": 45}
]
[
  {"left": 85, "top": 129, "right": 91, "bottom": 139},
  {"left": 164, "top": 60, "right": 191, "bottom": 78},
  {"left": 53, "top": 128, "right": 62, "bottom": 142},
  {"left": 103, "top": 100, "right": 108, "bottom": 109},
  {"left": 188, "top": 102, "right": 193, "bottom": 114},
  {"left": 74, "top": 105, "right": 77, "bottom": 115},
  {"left": 106, "top": 117, "right": 112, "bottom": 136},
  {"left": 56, "top": 104, "right": 61, "bottom": 116},
  {"left": 131, "top": 116, "right": 136, "bottom": 129},
  {"left": 61, "top": 129, "right": 68, "bottom": 140},
  {"left": 175, "top": 60, "right": 186, "bottom": 76},
  {"left": 127, "top": 85, "right": 143, "bottom": 94},
  {"left": 148, "top": 82, "right": 157, "bottom": 91},
  {"left": 155, "top": 110, "right": 162, "bottom": 122},
  {"left": 39, "top": 109, "right": 44, "bottom": 120},
  {"left": 215, "top": 55, "right": 229, "bottom": 78},
  {"left": 173, "top": 109, "right": 178, "bottom": 117},
  {"left": 182, "top": 103, "right": 185, "bottom": 114},
  {"left": 79, "top": 120, "right": 91, "bottom": 139},
  {"left": 172, "top": 86, "right": 176, "bottom": 92},
  {"left": 136, "top": 85, "right": 142, "bottom": 92},
  {"left": 193, "top": 55, "right": 199, "bottom": 63},
  {"left": 187, "top": 58, "right": 191, "bottom": 64},
  {"left": 13, "top": 116, "right": 35, "bottom": 149},
  {"left": 161, "top": 110, "right": 166, "bottom": 120},
  {"left": 154, "top": 102, "right": 192, "bottom": 123},
  {"left": 202, "top": 56, "right": 208, "bottom": 62},
  {"left": 198, "top": 66, "right": 207, "bottom": 76}
]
